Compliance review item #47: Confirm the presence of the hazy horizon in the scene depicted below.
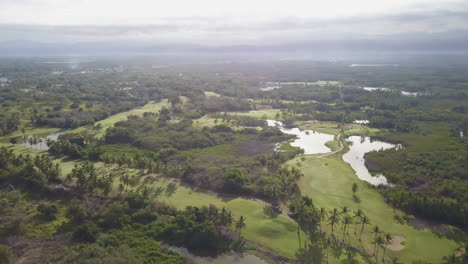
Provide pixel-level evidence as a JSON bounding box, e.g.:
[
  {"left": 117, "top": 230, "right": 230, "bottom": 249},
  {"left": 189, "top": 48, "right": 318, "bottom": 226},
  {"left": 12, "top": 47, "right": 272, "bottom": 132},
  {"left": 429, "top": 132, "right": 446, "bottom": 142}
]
[{"left": 1, "top": 0, "right": 467, "bottom": 56}]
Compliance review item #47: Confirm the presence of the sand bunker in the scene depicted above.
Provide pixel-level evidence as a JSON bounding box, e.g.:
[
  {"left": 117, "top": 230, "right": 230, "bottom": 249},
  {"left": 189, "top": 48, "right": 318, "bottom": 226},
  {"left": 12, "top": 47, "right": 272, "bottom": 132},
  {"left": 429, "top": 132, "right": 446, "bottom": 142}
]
[{"left": 387, "top": 235, "right": 405, "bottom": 251}]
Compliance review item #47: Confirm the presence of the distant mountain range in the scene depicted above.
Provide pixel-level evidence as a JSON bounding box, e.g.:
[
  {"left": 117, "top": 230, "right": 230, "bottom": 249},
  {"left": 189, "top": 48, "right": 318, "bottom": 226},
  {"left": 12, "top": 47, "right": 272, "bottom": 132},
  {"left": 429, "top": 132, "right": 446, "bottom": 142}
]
[{"left": 1, "top": 30, "right": 467, "bottom": 57}]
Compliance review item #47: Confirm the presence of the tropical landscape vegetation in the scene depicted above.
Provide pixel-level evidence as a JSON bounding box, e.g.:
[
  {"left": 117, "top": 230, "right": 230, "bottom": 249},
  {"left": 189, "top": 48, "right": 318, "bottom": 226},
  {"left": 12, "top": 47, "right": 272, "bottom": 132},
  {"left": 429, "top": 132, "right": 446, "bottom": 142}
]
[{"left": 0, "top": 58, "right": 467, "bottom": 264}]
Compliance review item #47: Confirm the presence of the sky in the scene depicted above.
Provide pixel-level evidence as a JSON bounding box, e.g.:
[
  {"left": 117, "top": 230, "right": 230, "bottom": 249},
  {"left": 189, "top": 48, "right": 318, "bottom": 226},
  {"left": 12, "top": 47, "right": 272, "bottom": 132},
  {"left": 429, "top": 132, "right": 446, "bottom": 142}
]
[{"left": 0, "top": 0, "right": 467, "bottom": 52}]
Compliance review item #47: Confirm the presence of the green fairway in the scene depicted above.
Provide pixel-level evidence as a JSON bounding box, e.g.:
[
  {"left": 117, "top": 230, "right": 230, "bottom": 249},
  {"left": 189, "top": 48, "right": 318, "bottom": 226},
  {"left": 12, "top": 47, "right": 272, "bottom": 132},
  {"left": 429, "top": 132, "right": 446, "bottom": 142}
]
[
  {"left": 0, "top": 143, "right": 78, "bottom": 175},
  {"left": 204, "top": 91, "right": 222, "bottom": 97},
  {"left": 147, "top": 180, "right": 300, "bottom": 259},
  {"left": 290, "top": 155, "right": 461, "bottom": 264},
  {"left": 229, "top": 109, "right": 281, "bottom": 119},
  {"left": 93, "top": 100, "right": 169, "bottom": 138}
]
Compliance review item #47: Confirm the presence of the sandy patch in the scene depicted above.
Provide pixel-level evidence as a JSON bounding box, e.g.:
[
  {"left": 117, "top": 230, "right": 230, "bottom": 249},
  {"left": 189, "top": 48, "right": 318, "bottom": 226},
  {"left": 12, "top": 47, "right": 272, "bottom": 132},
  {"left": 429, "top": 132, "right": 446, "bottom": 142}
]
[{"left": 387, "top": 235, "right": 405, "bottom": 251}]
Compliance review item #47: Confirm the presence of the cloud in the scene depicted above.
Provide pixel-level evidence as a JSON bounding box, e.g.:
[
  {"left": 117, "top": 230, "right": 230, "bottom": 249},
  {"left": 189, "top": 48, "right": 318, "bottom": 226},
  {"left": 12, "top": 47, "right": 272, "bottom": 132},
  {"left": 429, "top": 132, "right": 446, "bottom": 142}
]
[{"left": 1, "top": 8, "right": 467, "bottom": 45}]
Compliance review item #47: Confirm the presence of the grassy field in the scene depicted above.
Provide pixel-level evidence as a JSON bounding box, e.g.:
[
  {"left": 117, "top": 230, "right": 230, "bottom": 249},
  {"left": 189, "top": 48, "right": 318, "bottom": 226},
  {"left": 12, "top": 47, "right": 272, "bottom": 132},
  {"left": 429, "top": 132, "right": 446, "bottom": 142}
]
[
  {"left": 0, "top": 127, "right": 62, "bottom": 139},
  {"left": 290, "top": 155, "right": 461, "bottom": 264},
  {"left": 92, "top": 100, "right": 169, "bottom": 138},
  {"left": 157, "top": 183, "right": 301, "bottom": 259},
  {"left": 204, "top": 91, "right": 222, "bottom": 97},
  {"left": 0, "top": 143, "right": 77, "bottom": 175},
  {"left": 325, "top": 140, "right": 340, "bottom": 151},
  {"left": 229, "top": 109, "right": 282, "bottom": 119},
  {"left": 297, "top": 121, "right": 380, "bottom": 137}
]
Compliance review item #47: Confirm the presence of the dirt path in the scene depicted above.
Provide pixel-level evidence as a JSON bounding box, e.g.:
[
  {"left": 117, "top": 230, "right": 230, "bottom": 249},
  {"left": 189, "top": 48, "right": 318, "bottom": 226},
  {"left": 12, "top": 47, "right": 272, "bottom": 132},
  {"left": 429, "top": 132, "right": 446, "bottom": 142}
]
[{"left": 317, "top": 134, "right": 344, "bottom": 158}]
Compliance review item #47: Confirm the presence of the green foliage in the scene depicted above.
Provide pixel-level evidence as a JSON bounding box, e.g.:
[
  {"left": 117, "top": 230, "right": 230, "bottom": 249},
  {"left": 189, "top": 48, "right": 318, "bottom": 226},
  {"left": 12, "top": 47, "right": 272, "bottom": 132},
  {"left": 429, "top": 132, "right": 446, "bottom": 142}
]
[
  {"left": 222, "top": 168, "right": 248, "bottom": 193},
  {"left": 73, "top": 221, "right": 100, "bottom": 243},
  {"left": 0, "top": 245, "right": 12, "bottom": 264},
  {"left": 105, "top": 115, "right": 235, "bottom": 152},
  {"left": 37, "top": 203, "right": 59, "bottom": 220},
  {"left": 155, "top": 205, "right": 237, "bottom": 254},
  {"left": 66, "top": 162, "right": 113, "bottom": 195}
]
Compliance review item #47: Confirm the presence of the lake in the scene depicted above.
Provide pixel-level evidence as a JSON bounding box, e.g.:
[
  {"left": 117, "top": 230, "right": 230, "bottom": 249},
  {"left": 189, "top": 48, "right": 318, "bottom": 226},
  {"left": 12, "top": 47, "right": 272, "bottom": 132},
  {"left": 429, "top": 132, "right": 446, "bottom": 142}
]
[
  {"left": 267, "top": 120, "right": 334, "bottom": 154},
  {"left": 342, "top": 136, "right": 402, "bottom": 185}
]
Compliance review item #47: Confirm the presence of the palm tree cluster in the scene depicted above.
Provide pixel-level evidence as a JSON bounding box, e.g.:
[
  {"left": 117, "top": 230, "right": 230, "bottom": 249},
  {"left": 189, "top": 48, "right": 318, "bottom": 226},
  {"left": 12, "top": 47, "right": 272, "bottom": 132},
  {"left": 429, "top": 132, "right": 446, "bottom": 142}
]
[{"left": 289, "top": 196, "right": 401, "bottom": 264}]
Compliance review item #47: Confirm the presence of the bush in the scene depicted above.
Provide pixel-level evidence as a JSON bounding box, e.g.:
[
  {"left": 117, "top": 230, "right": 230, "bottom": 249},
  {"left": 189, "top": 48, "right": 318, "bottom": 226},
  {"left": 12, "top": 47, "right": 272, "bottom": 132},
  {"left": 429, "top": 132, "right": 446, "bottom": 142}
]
[
  {"left": 222, "top": 168, "right": 248, "bottom": 193},
  {"left": 0, "top": 245, "right": 12, "bottom": 264},
  {"left": 37, "top": 203, "right": 58, "bottom": 220},
  {"left": 73, "top": 221, "right": 100, "bottom": 243}
]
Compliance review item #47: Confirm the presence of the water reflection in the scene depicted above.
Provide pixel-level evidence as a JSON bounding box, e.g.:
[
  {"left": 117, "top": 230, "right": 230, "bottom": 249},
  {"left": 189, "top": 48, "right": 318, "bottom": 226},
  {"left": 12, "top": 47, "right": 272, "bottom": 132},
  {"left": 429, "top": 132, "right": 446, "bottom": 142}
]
[
  {"left": 267, "top": 120, "right": 334, "bottom": 154},
  {"left": 342, "top": 136, "right": 402, "bottom": 185},
  {"left": 18, "top": 133, "right": 60, "bottom": 151}
]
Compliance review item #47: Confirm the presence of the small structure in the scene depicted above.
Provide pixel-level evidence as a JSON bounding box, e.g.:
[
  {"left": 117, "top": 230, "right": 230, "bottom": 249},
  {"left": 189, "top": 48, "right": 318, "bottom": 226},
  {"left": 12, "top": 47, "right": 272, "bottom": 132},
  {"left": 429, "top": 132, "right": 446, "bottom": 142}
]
[{"left": 461, "top": 129, "right": 464, "bottom": 139}]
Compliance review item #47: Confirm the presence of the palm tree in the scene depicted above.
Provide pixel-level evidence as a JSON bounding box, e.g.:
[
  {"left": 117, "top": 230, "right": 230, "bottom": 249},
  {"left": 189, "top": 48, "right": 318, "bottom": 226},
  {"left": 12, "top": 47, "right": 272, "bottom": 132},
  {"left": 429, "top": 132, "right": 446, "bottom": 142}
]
[
  {"left": 323, "top": 237, "right": 332, "bottom": 264},
  {"left": 235, "top": 216, "right": 247, "bottom": 245},
  {"left": 389, "top": 256, "right": 402, "bottom": 264},
  {"left": 382, "top": 232, "right": 392, "bottom": 263},
  {"left": 442, "top": 254, "right": 459, "bottom": 264},
  {"left": 342, "top": 214, "right": 353, "bottom": 240},
  {"left": 328, "top": 208, "right": 341, "bottom": 235},
  {"left": 371, "top": 225, "right": 381, "bottom": 241},
  {"left": 353, "top": 210, "right": 363, "bottom": 235},
  {"left": 319, "top": 207, "right": 327, "bottom": 232},
  {"left": 374, "top": 235, "right": 385, "bottom": 263},
  {"left": 360, "top": 216, "right": 371, "bottom": 239},
  {"left": 342, "top": 206, "right": 350, "bottom": 214},
  {"left": 352, "top": 182, "right": 358, "bottom": 195}
]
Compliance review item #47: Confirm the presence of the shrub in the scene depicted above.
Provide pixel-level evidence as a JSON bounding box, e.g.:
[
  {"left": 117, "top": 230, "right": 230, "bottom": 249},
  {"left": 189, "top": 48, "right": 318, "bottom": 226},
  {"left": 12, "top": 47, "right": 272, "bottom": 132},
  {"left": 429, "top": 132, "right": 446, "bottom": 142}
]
[
  {"left": 0, "top": 245, "right": 12, "bottom": 264},
  {"left": 37, "top": 203, "right": 58, "bottom": 220},
  {"left": 73, "top": 221, "right": 100, "bottom": 243}
]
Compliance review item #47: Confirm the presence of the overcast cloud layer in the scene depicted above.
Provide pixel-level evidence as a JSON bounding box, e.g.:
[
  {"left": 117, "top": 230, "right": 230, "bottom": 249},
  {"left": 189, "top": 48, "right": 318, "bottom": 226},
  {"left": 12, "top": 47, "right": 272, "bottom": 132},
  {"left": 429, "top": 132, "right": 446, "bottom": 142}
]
[{"left": 0, "top": 0, "right": 467, "bottom": 54}]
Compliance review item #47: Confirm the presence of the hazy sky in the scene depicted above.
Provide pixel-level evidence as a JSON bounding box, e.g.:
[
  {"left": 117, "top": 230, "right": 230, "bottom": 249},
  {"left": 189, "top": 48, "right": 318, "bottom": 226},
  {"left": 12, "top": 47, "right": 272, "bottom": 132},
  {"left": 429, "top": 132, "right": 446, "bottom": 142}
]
[{"left": 0, "top": 0, "right": 467, "bottom": 47}]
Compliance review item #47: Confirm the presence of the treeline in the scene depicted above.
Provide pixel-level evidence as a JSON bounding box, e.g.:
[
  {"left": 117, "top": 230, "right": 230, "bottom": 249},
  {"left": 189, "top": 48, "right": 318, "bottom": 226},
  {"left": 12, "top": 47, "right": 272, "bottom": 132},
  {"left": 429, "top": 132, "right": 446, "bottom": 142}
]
[
  {"left": 367, "top": 148, "right": 468, "bottom": 227},
  {"left": 382, "top": 188, "right": 468, "bottom": 226}
]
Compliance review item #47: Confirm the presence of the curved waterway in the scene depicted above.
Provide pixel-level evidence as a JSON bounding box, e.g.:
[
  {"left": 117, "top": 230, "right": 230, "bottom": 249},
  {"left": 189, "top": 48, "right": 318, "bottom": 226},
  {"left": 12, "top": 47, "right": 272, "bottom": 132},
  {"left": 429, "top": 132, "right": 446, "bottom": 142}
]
[
  {"left": 266, "top": 120, "right": 334, "bottom": 154},
  {"left": 342, "top": 136, "right": 402, "bottom": 185}
]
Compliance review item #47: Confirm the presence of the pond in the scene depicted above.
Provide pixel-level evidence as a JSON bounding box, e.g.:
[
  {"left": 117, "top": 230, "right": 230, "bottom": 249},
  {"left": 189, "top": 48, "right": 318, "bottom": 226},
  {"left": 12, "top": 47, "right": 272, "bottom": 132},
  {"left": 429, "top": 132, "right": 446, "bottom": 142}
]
[
  {"left": 172, "top": 247, "right": 267, "bottom": 264},
  {"left": 353, "top": 120, "right": 369, "bottom": 124},
  {"left": 363, "top": 87, "right": 421, "bottom": 97},
  {"left": 259, "top": 86, "right": 281, "bottom": 91},
  {"left": 342, "top": 136, "right": 402, "bottom": 185},
  {"left": 267, "top": 120, "right": 334, "bottom": 154},
  {"left": 17, "top": 133, "right": 61, "bottom": 151}
]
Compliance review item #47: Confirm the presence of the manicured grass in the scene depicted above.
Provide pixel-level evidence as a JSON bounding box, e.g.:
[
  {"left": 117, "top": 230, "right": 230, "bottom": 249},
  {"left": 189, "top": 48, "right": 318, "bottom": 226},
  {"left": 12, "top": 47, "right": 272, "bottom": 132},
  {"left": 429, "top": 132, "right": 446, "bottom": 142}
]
[
  {"left": 156, "top": 181, "right": 301, "bottom": 259},
  {"left": 297, "top": 121, "right": 341, "bottom": 135},
  {"left": 325, "top": 140, "right": 340, "bottom": 151},
  {"left": 229, "top": 109, "right": 282, "bottom": 119},
  {"left": 290, "top": 155, "right": 461, "bottom": 264},
  {"left": 204, "top": 91, "right": 222, "bottom": 97},
  {"left": 93, "top": 100, "right": 169, "bottom": 138},
  {"left": 297, "top": 121, "right": 380, "bottom": 137},
  {"left": 1, "top": 127, "right": 62, "bottom": 139}
]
